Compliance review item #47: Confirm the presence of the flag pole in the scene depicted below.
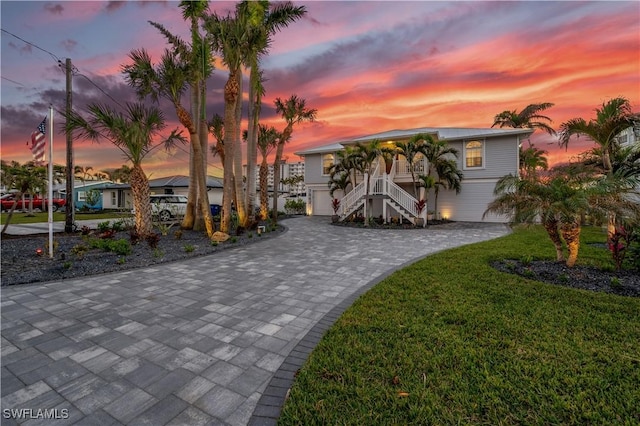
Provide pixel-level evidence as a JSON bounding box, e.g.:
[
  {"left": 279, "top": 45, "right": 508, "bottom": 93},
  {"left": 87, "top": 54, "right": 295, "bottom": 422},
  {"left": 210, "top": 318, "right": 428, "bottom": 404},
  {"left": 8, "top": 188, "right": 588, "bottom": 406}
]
[{"left": 48, "top": 105, "right": 54, "bottom": 259}]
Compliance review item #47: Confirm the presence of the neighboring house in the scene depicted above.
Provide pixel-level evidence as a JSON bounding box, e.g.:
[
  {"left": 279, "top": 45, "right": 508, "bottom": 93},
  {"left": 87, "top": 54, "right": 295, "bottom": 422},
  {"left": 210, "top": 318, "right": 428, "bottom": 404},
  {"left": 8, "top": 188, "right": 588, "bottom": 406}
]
[
  {"left": 296, "top": 127, "right": 534, "bottom": 223},
  {"left": 101, "top": 175, "right": 224, "bottom": 211},
  {"left": 53, "top": 180, "right": 113, "bottom": 211}
]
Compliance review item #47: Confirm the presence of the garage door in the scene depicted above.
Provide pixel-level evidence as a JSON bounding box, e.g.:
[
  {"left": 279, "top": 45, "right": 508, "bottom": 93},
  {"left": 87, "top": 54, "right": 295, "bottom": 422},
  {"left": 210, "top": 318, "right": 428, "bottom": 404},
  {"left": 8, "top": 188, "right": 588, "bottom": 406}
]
[
  {"left": 436, "top": 180, "right": 507, "bottom": 222},
  {"left": 312, "top": 189, "right": 333, "bottom": 216}
]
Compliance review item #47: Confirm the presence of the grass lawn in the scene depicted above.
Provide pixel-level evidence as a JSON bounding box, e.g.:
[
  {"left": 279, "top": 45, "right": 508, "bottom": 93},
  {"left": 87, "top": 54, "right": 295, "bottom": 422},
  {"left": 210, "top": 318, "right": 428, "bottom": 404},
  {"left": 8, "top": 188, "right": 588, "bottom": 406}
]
[
  {"left": 0, "top": 211, "right": 132, "bottom": 225},
  {"left": 279, "top": 226, "right": 640, "bottom": 425}
]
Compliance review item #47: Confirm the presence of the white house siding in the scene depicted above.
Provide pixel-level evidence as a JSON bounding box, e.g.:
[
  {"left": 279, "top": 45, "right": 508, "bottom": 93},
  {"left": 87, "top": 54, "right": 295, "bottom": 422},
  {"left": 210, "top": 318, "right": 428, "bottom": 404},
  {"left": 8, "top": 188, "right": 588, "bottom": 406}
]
[
  {"left": 449, "top": 135, "right": 520, "bottom": 180},
  {"left": 435, "top": 179, "right": 506, "bottom": 222}
]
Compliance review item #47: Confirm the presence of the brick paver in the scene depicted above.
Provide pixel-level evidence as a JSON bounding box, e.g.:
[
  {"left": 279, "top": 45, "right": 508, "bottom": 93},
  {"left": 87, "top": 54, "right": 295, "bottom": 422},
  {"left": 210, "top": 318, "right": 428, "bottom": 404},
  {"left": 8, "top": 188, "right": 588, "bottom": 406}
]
[{"left": 1, "top": 217, "right": 509, "bottom": 425}]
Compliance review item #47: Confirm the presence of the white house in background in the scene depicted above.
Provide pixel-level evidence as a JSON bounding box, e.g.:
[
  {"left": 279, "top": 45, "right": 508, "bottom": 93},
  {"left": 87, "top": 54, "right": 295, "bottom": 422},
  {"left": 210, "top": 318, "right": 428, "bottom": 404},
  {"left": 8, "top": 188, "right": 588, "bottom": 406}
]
[
  {"left": 101, "top": 175, "right": 224, "bottom": 211},
  {"left": 295, "top": 127, "right": 534, "bottom": 223}
]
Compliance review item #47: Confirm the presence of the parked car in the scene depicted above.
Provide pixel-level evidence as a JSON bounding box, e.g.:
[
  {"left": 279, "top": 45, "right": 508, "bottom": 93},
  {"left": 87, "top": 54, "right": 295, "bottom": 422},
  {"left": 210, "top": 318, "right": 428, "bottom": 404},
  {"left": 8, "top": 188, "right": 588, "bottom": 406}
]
[
  {"left": 149, "top": 195, "right": 188, "bottom": 222},
  {"left": 0, "top": 193, "right": 67, "bottom": 212}
]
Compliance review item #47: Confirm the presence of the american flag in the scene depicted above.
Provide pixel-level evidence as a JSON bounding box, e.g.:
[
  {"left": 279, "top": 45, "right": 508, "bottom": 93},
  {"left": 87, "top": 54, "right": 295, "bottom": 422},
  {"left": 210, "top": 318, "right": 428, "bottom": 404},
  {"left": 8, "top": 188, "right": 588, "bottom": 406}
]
[{"left": 31, "top": 117, "right": 46, "bottom": 165}]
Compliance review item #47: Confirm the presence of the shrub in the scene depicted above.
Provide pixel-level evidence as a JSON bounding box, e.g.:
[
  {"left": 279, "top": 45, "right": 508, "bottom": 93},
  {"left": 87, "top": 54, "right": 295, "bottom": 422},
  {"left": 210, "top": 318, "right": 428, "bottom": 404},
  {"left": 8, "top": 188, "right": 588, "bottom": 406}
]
[
  {"left": 174, "top": 230, "right": 183, "bottom": 240},
  {"left": 111, "top": 220, "right": 125, "bottom": 233},
  {"left": 108, "top": 239, "right": 132, "bottom": 256},
  {"left": 97, "top": 221, "right": 111, "bottom": 233},
  {"left": 146, "top": 233, "right": 161, "bottom": 249},
  {"left": 183, "top": 244, "right": 195, "bottom": 253},
  {"left": 284, "top": 198, "right": 306, "bottom": 215},
  {"left": 70, "top": 244, "right": 89, "bottom": 259},
  {"left": 80, "top": 226, "right": 91, "bottom": 236}
]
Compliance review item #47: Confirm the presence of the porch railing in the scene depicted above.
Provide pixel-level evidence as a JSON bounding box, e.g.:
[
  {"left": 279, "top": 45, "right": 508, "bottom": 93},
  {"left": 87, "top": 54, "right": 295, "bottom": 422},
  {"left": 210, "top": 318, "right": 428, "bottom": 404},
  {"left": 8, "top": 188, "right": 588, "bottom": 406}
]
[{"left": 395, "top": 157, "right": 428, "bottom": 177}]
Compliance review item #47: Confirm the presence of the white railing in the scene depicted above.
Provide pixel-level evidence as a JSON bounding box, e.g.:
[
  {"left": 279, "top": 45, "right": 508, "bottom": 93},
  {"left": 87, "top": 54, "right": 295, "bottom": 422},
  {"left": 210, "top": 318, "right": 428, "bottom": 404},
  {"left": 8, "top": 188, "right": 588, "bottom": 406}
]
[
  {"left": 385, "top": 179, "right": 419, "bottom": 217},
  {"left": 340, "top": 180, "right": 366, "bottom": 217},
  {"left": 395, "top": 157, "right": 428, "bottom": 177}
]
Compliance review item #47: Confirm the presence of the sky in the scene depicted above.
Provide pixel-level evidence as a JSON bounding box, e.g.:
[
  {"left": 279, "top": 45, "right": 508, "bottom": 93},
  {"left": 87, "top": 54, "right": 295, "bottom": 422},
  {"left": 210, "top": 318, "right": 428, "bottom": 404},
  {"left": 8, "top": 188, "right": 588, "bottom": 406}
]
[{"left": 1, "top": 0, "right": 639, "bottom": 179}]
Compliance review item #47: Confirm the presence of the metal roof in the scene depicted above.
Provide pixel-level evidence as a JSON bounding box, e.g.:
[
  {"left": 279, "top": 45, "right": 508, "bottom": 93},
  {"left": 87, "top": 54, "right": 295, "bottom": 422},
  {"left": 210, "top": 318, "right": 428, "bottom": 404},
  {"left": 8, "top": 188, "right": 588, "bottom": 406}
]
[
  {"left": 295, "top": 127, "right": 534, "bottom": 155},
  {"left": 103, "top": 175, "right": 223, "bottom": 190}
]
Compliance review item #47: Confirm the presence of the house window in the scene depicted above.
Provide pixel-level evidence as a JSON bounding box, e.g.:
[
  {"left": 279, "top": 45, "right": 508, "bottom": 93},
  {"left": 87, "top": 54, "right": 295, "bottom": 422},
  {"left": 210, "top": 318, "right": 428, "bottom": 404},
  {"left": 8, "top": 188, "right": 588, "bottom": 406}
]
[
  {"left": 78, "top": 191, "right": 86, "bottom": 202},
  {"left": 322, "top": 153, "right": 335, "bottom": 175},
  {"left": 111, "top": 191, "right": 117, "bottom": 206},
  {"left": 465, "top": 140, "right": 484, "bottom": 168}
]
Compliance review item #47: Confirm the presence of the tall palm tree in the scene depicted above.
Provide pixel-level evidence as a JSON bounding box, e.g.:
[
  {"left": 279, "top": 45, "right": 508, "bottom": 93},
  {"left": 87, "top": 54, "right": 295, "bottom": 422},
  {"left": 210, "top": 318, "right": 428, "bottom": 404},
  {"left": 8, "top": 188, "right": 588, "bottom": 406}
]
[
  {"left": 492, "top": 102, "right": 556, "bottom": 136},
  {"left": 395, "top": 133, "right": 432, "bottom": 198},
  {"left": 66, "top": 102, "right": 182, "bottom": 237},
  {"left": 204, "top": 10, "right": 245, "bottom": 233},
  {"left": 273, "top": 95, "right": 317, "bottom": 221},
  {"left": 257, "top": 125, "right": 279, "bottom": 220},
  {"left": 124, "top": 1, "right": 214, "bottom": 235},
  {"left": 239, "top": 1, "right": 307, "bottom": 224}
]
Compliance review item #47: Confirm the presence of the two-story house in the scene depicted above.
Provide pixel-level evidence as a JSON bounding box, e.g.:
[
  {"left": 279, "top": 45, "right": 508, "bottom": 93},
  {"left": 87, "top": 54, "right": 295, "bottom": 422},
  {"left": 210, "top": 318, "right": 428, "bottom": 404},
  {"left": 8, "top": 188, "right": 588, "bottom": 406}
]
[{"left": 296, "top": 127, "right": 534, "bottom": 223}]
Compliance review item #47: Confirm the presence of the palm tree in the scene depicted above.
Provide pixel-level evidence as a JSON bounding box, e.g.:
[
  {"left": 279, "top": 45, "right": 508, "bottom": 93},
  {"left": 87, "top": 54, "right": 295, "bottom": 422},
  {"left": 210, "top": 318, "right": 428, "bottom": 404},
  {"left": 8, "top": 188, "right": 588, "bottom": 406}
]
[
  {"left": 257, "top": 124, "right": 279, "bottom": 220},
  {"left": 559, "top": 97, "right": 637, "bottom": 236},
  {"left": 328, "top": 171, "right": 351, "bottom": 199},
  {"left": 1, "top": 161, "right": 48, "bottom": 233},
  {"left": 350, "top": 140, "right": 381, "bottom": 221},
  {"left": 204, "top": 9, "right": 245, "bottom": 233},
  {"left": 485, "top": 164, "right": 639, "bottom": 267},
  {"left": 124, "top": 1, "right": 214, "bottom": 235},
  {"left": 75, "top": 165, "right": 94, "bottom": 184},
  {"left": 432, "top": 158, "right": 463, "bottom": 218},
  {"left": 272, "top": 95, "right": 317, "bottom": 221},
  {"left": 519, "top": 142, "right": 548, "bottom": 180},
  {"left": 395, "top": 133, "right": 432, "bottom": 198},
  {"left": 559, "top": 97, "right": 635, "bottom": 174},
  {"left": 239, "top": 1, "right": 307, "bottom": 224},
  {"left": 66, "top": 102, "right": 182, "bottom": 237},
  {"left": 329, "top": 146, "right": 363, "bottom": 192},
  {"left": 492, "top": 102, "right": 556, "bottom": 136}
]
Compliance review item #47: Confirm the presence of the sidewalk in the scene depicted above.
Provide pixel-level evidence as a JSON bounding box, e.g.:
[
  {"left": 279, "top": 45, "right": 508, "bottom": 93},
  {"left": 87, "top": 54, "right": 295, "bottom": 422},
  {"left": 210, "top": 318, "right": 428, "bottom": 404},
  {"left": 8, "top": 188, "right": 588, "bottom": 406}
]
[
  {"left": 2, "top": 219, "right": 107, "bottom": 236},
  {"left": 1, "top": 217, "right": 510, "bottom": 425}
]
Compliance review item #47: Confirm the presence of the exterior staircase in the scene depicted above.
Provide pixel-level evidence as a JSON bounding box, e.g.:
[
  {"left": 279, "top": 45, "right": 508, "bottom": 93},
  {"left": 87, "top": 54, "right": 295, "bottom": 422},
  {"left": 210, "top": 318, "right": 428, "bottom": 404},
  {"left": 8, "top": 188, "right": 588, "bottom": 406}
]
[{"left": 338, "top": 159, "right": 424, "bottom": 225}]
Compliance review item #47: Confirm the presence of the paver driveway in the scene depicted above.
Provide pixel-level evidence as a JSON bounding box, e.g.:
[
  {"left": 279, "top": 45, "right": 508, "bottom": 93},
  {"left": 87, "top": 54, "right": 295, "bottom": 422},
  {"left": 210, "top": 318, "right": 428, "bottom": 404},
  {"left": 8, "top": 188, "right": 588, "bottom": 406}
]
[{"left": 1, "top": 217, "right": 509, "bottom": 425}]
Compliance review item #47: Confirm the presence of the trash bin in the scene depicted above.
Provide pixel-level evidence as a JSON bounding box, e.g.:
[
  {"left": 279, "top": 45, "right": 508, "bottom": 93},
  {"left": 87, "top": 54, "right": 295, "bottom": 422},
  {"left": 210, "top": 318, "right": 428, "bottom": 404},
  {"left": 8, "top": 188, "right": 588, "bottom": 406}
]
[{"left": 210, "top": 204, "right": 221, "bottom": 216}]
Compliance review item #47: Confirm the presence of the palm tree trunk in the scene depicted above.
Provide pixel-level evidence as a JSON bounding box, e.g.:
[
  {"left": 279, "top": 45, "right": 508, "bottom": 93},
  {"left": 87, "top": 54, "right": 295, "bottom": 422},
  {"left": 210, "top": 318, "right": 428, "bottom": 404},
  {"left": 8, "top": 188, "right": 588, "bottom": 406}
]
[
  {"left": 543, "top": 217, "right": 565, "bottom": 262},
  {"left": 560, "top": 221, "right": 581, "bottom": 267},
  {"left": 1, "top": 197, "right": 22, "bottom": 235},
  {"left": 182, "top": 143, "right": 197, "bottom": 230},
  {"left": 245, "top": 72, "right": 259, "bottom": 226},
  {"left": 221, "top": 69, "right": 239, "bottom": 234},
  {"left": 130, "top": 164, "right": 153, "bottom": 237},
  {"left": 233, "top": 70, "right": 248, "bottom": 229},
  {"left": 259, "top": 159, "right": 269, "bottom": 220},
  {"left": 272, "top": 126, "right": 292, "bottom": 222}
]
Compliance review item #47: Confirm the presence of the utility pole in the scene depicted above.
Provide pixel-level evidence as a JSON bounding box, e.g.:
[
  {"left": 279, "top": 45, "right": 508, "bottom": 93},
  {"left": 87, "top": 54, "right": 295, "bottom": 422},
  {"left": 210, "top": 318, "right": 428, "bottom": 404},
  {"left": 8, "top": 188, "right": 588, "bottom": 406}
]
[{"left": 64, "top": 58, "right": 74, "bottom": 233}]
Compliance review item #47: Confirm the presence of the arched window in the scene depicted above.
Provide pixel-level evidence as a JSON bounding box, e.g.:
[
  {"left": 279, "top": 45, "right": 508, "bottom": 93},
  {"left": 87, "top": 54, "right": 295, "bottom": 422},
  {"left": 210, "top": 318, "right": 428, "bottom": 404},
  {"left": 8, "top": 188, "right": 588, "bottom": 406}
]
[
  {"left": 465, "top": 140, "right": 484, "bottom": 168},
  {"left": 322, "top": 153, "right": 335, "bottom": 175}
]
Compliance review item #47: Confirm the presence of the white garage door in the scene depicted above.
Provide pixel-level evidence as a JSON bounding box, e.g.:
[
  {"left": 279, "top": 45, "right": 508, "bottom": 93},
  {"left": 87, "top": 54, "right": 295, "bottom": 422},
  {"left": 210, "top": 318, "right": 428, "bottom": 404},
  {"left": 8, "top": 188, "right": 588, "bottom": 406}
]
[{"left": 312, "top": 189, "right": 333, "bottom": 216}]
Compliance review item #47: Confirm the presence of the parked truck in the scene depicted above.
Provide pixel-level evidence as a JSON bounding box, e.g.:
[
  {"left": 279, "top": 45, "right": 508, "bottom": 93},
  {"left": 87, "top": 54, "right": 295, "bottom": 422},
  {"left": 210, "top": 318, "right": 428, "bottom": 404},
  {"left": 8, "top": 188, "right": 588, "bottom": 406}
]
[{"left": 0, "top": 193, "right": 67, "bottom": 212}]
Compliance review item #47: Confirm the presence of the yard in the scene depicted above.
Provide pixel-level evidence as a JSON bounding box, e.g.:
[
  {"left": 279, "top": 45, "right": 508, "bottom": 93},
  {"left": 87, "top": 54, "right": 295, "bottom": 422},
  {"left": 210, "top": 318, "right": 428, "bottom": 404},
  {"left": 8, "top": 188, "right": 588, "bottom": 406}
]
[{"left": 279, "top": 225, "right": 640, "bottom": 425}]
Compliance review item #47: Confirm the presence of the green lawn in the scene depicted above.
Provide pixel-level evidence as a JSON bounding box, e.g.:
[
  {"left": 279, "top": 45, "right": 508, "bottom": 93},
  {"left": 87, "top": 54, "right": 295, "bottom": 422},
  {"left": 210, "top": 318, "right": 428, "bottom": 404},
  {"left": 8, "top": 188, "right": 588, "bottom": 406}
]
[
  {"left": 279, "top": 226, "right": 640, "bottom": 425},
  {"left": 0, "top": 211, "right": 131, "bottom": 225}
]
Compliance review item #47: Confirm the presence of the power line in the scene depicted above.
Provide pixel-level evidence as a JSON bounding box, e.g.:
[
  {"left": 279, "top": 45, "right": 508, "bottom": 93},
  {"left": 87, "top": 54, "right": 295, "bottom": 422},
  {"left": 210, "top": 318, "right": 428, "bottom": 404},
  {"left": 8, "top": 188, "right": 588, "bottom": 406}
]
[
  {"left": 1, "top": 28, "right": 62, "bottom": 62},
  {"left": 1, "top": 76, "right": 24, "bottom": 86}
]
